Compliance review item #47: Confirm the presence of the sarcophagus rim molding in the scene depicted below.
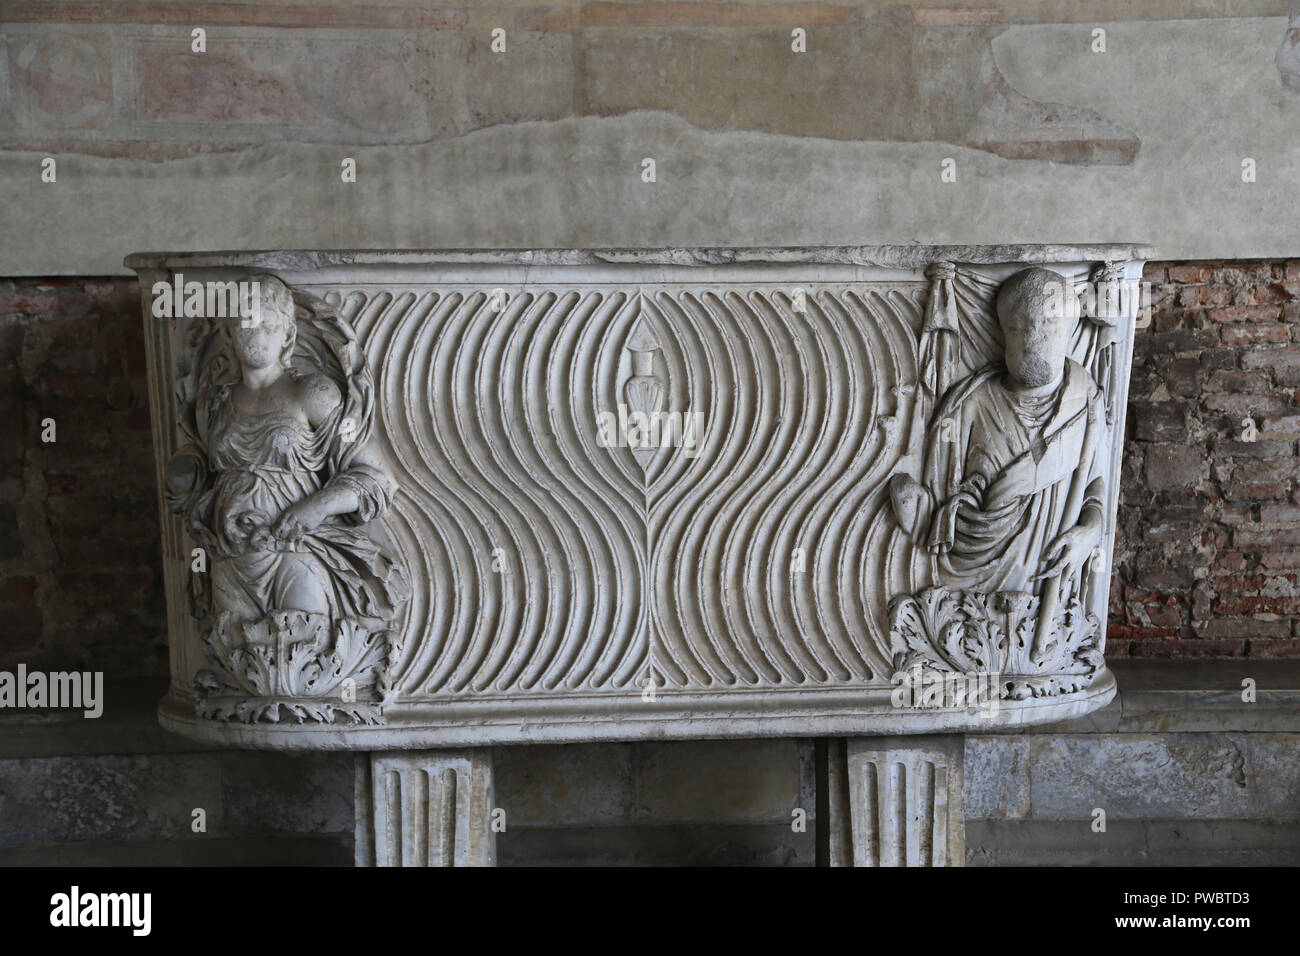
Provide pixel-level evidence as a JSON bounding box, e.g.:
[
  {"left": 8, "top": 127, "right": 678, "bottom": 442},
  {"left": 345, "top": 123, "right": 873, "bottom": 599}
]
[{"left": 129, "top": 245, "right": 1152, "bottom": 750}]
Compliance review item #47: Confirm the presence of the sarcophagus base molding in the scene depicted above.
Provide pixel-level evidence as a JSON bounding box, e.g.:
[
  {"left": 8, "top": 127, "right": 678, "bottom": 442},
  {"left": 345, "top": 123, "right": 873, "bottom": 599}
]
[{"left": 127, "top": 245, "right": 1151, "bottom": 750}]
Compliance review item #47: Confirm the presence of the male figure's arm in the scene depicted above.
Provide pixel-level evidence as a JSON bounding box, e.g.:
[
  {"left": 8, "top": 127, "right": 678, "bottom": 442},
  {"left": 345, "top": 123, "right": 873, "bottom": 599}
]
[{"left": 1036, "top": 385, "right": 1106, "bottom": 583}]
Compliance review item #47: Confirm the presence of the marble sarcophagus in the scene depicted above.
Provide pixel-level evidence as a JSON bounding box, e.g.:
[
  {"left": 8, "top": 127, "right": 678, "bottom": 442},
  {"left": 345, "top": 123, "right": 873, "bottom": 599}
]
[{"left": 127, "top": 246, "right": 1151, "bottom": 753}]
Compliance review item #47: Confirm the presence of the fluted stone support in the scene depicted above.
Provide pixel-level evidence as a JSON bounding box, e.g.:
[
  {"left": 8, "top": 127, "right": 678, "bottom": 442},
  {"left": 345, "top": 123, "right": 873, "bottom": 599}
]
[
  {"left": 355, "top": 749, "right": 496, "bottom": 867},
  {"left": 819, "top": 736, "right": 965, "bottom": 867}
]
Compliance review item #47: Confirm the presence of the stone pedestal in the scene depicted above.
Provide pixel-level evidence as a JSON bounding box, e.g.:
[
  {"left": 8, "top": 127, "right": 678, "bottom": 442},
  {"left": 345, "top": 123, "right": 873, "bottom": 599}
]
[
  {"left": 355, "top": 749, "right": 496, "bottom": 867},
  {"left": 819, "top": 736, "right": 965, "bottom": 867}
]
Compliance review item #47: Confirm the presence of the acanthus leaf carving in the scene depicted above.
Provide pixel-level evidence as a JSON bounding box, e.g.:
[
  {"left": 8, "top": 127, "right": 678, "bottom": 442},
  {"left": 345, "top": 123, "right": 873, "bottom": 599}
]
[
  {"left": 889, "top": 586, "right": 1102, "bottom": 700},
  {"left": 194, "top": 610, "right": 393, "bottom": 724}
]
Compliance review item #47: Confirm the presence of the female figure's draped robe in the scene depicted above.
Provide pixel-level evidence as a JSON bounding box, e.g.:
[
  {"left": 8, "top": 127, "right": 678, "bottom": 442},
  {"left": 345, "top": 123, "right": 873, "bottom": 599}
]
[
  {"left": 921, "top": 359, "right": 1105, "bottom": 596},
  {"left": 190, "top": 375, "right": 407, "bottom": 629}
]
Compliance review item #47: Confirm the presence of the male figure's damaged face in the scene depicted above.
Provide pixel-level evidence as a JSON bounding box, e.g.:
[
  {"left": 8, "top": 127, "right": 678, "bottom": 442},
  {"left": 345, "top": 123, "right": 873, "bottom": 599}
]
[{"left": 996, "top": 267, "right": 1075, "bottom": 389}]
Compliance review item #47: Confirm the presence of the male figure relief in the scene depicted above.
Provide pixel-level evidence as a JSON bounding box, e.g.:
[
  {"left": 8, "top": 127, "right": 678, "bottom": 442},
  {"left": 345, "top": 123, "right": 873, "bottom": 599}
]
[{"left": 891, "top": 267, "right": 1106, "bottom": 660}]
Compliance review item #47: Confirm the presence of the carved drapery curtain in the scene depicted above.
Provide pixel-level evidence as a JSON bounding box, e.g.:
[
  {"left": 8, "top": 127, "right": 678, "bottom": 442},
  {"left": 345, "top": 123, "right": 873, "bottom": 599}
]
[{"left": 919, "top": 260, "right": 1127, "bottom": 418}]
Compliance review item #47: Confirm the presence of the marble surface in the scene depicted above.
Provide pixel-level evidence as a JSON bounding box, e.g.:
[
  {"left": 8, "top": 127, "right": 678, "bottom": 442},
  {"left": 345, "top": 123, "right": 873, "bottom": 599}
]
[{"left": 129, "top": 246, "right": 1148, "bottom": 748}]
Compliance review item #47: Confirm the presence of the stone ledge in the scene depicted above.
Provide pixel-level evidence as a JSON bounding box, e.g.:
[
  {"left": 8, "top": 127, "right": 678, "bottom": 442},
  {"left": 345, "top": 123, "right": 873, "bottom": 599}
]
[
  {"left": 0, "top": 679, "right": 208, "bottom": 759},
  {"left": 0, "top": 835, "right": 351, "bottom": 867},
  {"left": 968, "top": 818, "right": 1300, "bottom": 867},
  {"left": 1027, "top": 660, "right": 1300, "bottom": 734},
  {"left": 498, "top": 823, "right": 812, "bottom": 867},
  {"left": 1, "top": 661, "right": 1296, "bottom": 758}
]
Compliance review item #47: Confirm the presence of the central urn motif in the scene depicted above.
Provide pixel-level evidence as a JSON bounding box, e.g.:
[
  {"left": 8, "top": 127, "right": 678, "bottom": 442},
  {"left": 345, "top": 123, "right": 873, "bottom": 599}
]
[{"left": 127, "top": 247, "right": 1149, "bottom": 748}]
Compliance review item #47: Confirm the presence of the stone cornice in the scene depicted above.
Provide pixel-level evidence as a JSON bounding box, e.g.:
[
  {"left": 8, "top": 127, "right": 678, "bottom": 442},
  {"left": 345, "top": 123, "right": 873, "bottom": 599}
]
[{"left": 125, "top": 244, "right": 1157, "bottom": 272}]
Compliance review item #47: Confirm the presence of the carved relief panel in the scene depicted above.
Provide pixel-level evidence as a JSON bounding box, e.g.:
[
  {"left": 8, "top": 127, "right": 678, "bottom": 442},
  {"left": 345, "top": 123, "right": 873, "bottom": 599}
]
[{"left": 127, "top": 247, "right": 1151, "bottom": 748}]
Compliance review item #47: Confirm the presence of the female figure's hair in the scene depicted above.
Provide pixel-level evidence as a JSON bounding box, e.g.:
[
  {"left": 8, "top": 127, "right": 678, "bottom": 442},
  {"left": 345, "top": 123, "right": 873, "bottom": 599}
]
[{"left": 250, "top": 274, "right": 298, "bottom": 369}]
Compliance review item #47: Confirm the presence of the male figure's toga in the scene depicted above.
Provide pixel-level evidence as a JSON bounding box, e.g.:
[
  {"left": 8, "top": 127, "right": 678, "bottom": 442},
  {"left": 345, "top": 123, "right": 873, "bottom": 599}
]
[{"left": 896, "top": 267, "right": 1107, "bottom": 614}]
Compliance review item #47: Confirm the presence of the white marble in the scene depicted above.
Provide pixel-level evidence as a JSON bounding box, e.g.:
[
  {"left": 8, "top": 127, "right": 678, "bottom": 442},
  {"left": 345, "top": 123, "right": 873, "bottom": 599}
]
[
  {"left": 128, "top": 246, "right": 1149, "bottom": 749},
  {"left": 822, "top": 736, "right": 965, "bottom": 867},
  {"left": 355, "top": 749, "right": 495, "bottom": 867}
]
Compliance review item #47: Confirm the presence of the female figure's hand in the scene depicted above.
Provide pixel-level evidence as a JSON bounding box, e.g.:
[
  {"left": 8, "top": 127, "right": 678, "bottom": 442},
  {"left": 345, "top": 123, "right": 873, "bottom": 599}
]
[{"left": 272, "top": 496, "right": 329, "bottom": 546}]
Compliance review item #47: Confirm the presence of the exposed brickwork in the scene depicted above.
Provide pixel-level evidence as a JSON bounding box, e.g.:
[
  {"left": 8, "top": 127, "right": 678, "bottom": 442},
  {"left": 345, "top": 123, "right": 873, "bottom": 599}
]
[
  {"left": 0, "top": 278, "right": 167, "bottom": 676},
  {"left": 1110, "top": 260, "right": 1300, "bottom": 659},
  {"left": 6, "top": 265, "right": 1300, "bottom": 674}
]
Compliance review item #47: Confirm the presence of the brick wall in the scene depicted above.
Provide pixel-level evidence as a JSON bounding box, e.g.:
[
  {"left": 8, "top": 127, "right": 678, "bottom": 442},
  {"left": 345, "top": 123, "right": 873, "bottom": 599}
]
[
  {"left": 4, "top": 265, "right": 1299, "bottom": 675},
  {"left": 0, "top": 278, "right": 167, "bottom": 677},
  {"left": 1111, "top": 260, "right": 1300, "bottom": 659}
]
